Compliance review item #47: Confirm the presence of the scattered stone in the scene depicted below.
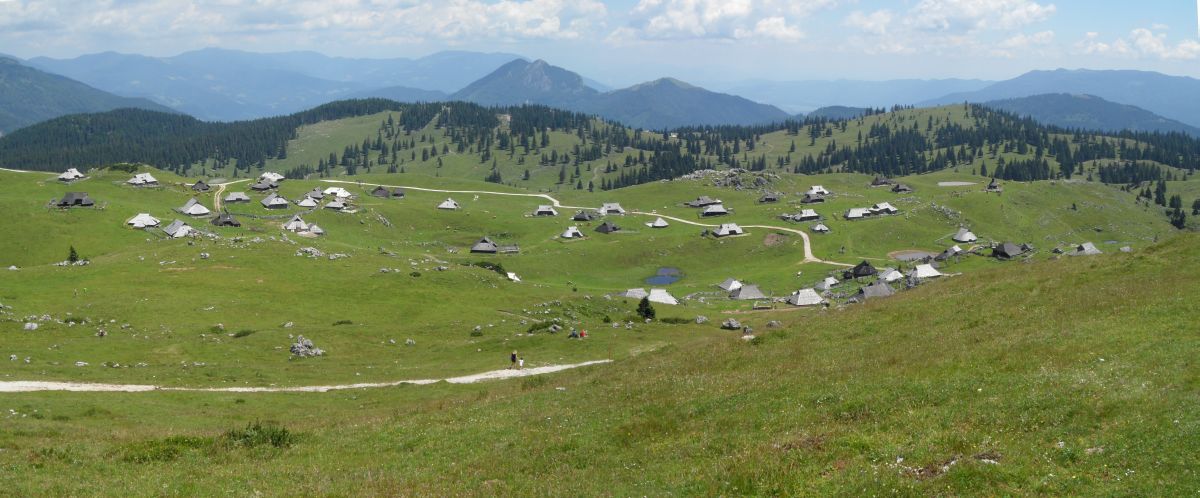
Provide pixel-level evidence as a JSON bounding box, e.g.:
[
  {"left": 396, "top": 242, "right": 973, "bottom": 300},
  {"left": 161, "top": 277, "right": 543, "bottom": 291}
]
[
  {"left": 9, "top": 355, "right": 15, "bottom": 361},
  {"left": 290, "top": 335, "right": 325, "bottom": 358},
  {"left": 199, "top": 252, "right": 210, "bottom": 259},
  {"left": 721, "top": 318, "right": 742, "bottom": 330},
  {"left": 328, "top": 253, "right": 349, "bottom": 260},
  {"left": 295, "top": 247, "right": 325, "bottom": 258},
  {"left": 548, "top": 324, "right": 563, "bottom": 333},
  {"left": 405, "top": 338, "right": 416, "bottom": 346},
  {"left": 7, "top": 265, "right": 18, "bottom": 271},
  {"left": 1085, "top": 447, "right": 1104, "bottom": 455},
  {"left": 766, "top": 320, "right": 783, "bottom": 328},
  {"left": 695, "top": 315, "right": 708, "bottom": 324},
  {"left": 74, "top": 361, "right": 88, "bottom": 367},
  {"left": 1120, "top": 246, "right": 1132, "bottom": 253},
  {"left": 23, "top": 322, "right": 38, "bottom": 331},
  {"left": 283, "top": 322, "right": 294, "bottom": 328}
]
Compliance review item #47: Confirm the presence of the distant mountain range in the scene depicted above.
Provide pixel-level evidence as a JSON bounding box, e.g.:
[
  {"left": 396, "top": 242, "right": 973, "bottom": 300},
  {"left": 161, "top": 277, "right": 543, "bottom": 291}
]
[
  {"left": 721, "top": 79, "right": 994, "bottom": 114},
  {"left": 9, "top": 48, "right": 1200, "bottom": 135},
  {"left": 452, "top": 59, "right": 791, "bottom": 129},
  {"left": 26, "top": 49, "right": 523, "bottom": 121},
  {"left": 982, "top": 93, "right": 1200, "bottom": 136},
  {"left": 922, "top": 69, "right": 1200, "bottom": 129},
  {"left": 0, "top": 56, "right": 174, "bottom": 134}
]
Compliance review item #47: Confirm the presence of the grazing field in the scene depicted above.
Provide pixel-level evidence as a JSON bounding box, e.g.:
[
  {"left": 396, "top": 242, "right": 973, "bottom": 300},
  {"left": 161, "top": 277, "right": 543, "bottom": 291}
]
[{"left": 3, "top": 228, "right": 1197, "bottom": 495}]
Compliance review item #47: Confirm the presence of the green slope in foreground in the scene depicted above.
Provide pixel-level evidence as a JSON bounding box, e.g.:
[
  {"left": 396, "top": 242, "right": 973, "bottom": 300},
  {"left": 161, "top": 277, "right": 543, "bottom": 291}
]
[{"left": 3, "top": 234, "right": 1198, "bottom": 495}]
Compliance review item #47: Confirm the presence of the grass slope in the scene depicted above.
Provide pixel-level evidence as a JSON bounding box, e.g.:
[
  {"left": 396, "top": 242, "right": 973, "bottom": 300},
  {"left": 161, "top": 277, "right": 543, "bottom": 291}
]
[{"left": 3, "top": 234, "right": 1197, "bottom": 495}]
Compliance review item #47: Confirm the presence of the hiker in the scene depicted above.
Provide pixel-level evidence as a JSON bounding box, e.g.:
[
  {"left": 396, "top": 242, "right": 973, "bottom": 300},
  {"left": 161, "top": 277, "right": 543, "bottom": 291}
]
[
  {"left": 568, "top": 329, "right": 579, "bottom": 339},
  {"left": 510, "top": 350, "right": 518, "bottom": 369},
  {"left": 580, "top": 330, "right": 588, "bottom": 339},
  {"left": 518, "top": 357, "right": 525, "bottom": 370}
]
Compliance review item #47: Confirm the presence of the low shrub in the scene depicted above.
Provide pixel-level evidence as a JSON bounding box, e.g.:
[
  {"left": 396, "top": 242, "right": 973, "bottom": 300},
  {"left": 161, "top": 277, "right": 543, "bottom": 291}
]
[
  {"left": 223, "top": 421, "right": 294, "bottom": 449},
  {"left": 232, "top": 329, "right": 256, "bottom": 338}
]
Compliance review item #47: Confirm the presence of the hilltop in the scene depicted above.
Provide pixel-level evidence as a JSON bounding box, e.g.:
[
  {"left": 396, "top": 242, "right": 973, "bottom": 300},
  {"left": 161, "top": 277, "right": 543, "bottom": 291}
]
[
  {"left": 0, "top": 56, "right": 175, "bottom": 134},
  {"left": 983, "top": 93, "right": 1200, "bottom": 136}
]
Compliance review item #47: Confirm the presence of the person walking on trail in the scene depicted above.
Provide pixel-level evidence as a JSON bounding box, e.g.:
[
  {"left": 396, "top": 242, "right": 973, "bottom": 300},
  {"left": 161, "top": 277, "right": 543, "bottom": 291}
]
[
  {"left": 518, "top": 357, "right": 525, "bottom": 370},
  {"left": 510, "top": 350, "right": 518, "bottom": 369}
]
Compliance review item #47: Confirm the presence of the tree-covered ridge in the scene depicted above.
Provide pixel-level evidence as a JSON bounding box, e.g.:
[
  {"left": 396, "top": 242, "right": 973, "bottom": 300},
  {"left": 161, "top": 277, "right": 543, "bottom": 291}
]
[{"left": 3, "top": 100, "right": 1199, "bottom": 194}]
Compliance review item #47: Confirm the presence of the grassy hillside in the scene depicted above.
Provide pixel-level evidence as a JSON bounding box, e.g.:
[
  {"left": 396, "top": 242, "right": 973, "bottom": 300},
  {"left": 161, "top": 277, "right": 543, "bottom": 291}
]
[{"left": 3, "top": 230, "right": 1197, "bottom": 495}]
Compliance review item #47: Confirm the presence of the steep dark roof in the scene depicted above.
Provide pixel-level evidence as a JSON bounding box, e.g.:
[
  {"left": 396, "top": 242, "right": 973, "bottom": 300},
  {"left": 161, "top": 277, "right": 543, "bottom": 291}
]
[
  {"left": 573, "top": 210, "right": 599, "bottom": 221},
  {"left": 846, "top": 260, "right": 877, "bottom": 278},
  {"left": 56, "top": 192, "right": 94, "bottom": 206},
  {"left": 858, "top": 281, "right": 895, "bottom": 299},
  {"left": 993, "top": 242, "right": 1026, "bottom": 259},
  {"left": 800, "top": 193, "right": 825, "bottom": 204},
  {"left": 192, "top": 180, "right": 210, "bottom": 192},
  {"left": 595, "top": 221, "right": 620, "bottom": 233},
  {"left": 470, "top": 237, "right": 499, "bottom": 253},
  {"left": 211, "top": 213, "right": 241, "bottom": 227}
]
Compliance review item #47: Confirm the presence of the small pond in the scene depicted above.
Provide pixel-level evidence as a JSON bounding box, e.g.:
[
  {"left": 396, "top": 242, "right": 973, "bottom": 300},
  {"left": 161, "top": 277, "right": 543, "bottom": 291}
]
[{"left": 645, "top": 267, "right": 683, "bottom": 285}]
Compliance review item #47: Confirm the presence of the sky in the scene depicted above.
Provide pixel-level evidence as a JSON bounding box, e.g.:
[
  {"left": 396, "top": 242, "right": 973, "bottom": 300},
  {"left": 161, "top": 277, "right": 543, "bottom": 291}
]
[{"left": 1, "top": 0, "right": 1198, "bottom": 86}]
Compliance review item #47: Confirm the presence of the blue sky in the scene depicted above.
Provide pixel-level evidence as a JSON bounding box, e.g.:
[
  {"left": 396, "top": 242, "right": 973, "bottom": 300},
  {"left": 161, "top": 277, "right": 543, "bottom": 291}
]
[{"left": 1, "top": 0, "right": 1197, "bottom": 86}]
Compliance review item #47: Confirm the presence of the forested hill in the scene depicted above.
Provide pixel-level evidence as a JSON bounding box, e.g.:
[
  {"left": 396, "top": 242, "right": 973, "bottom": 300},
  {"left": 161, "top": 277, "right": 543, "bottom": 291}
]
[{"left": 3, "top": 99, "right": 1199, "bottom": 194}]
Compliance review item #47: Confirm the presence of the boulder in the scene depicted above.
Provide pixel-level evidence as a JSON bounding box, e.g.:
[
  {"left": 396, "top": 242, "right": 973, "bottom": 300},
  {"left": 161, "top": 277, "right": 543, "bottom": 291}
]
[
  {"left": 695, "top": 315, "right": 709, "bottom": 324},
  {"left": 290, "top": 335, "right": 325, "bottom": 358},
  {"left": 23, "top": 322, "right": 38, "bottom": 331},
  {"left": 721, "top": 318, "right": 742, "bottom": 330},
  {"left": 766, "top": 320, "right": 783, "bottom": 328}
]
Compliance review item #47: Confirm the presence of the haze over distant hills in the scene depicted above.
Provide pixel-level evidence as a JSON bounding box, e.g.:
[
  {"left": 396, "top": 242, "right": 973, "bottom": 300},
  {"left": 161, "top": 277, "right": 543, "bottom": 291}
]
[
  {"left": 10, "top": 48, "right": 1200, "bottom": 136},
  {"left": 983, "top": 93, "right": 1200, "bottom": 136},
  {"left": 452, "top": 59, "right": 791, "bottom": 129},
  {"left": 27, "top": 49, "right": 524, "bottom": 121},
  {"left": 0, "top": 56, "right": 174, "bottom": 134},
  {"left": 721, "top": 79, "right": 994, "bottom": 114},
  {"left": 922, "top": 69, "right": 1200, "bottom": 129}
]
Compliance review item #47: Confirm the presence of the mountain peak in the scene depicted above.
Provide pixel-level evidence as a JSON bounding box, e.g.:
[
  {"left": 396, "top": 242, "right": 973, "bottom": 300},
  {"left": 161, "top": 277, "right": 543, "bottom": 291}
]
[{"left": 451, "top": 58, "right": 597, "bottom": 107}]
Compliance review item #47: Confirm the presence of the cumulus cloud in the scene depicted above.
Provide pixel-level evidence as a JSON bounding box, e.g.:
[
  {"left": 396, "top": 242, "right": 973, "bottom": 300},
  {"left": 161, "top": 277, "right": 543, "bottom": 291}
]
[
  {"left": 1076, "top": 28, "right": 1200, "bottom": 60},
  {"left": 618, "top": 0, "right": 839, "bottom": 42},
  {"left": 0, "top": 0, "right": 609, "bottom": 51},
  {"left": 907, "top": 0, "right": 1056, "bottom": 32},
  {"left": 840, "top": 0, "right": 1057, "bottom": 57}
]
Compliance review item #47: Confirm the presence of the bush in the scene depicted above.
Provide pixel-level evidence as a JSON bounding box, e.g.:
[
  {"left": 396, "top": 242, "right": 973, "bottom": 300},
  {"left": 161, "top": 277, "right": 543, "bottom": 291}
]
[
  {"left": 472, "top": 261, "right": 507, "bottom": 276},
  {"left": 224, "top": 421, "right": 294, "bottom": 449},
  {"left": 105, "top": 163, "right": 140, "bottom": 173},
  {"left": 233, "top": 329, "right": 256, "bottom": 338},
  {"left": 660, "top": 317, "right": 691, "bottom": 325},
  {"left": 409, "top": 271, "right": 421, "bottom": 277},
  {"left": 526, "top": 321, "right": 554, "bottom": 334},
  {"left": 332, "top": 320, "right": 353, "bottom": 326},
  {"left": 469, "top": 329, "right": 483, "bottom": 337},
  {"left": 119, "top": 435, "right": 212, "bottom": 463},
  {"left": 637, "top": 297, "right": 656, "bottom": 321}
]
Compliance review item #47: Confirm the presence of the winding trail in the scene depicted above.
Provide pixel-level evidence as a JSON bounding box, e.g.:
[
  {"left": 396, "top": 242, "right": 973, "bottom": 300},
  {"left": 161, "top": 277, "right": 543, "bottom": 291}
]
[
  {"left": 0, "top": 360, "right": 611, "bottom": 393},
  {"left": 0, "top": 167, "right": 53, "bottom": 175},
  {"left": 211, "top": 179, "right": 251, "bottom": 212},
  {"left": 322, "top": 179, "right": 852, "bottom": 267}
]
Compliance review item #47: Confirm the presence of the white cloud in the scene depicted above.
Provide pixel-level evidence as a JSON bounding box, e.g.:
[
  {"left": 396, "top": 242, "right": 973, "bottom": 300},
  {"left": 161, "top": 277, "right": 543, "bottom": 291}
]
[
  {"left": 844, "top": 10, "right": 893, "bottom": 36},
  {"left": 991, "top": 30, "right": 1054, "bottom": 57},
  {"left": 840, "top": 0, "right": 1057, "bottom": 58},
  {"left": 1076, "top": 28, "right": 1200, "bottom": 60},
  {"left": 619, "top": 0, "right": 839, "bottom": 41},
  {"left": 907, "top": 0, "right": 1056, "bottom": 32},
  {"left": 0, "top": 0, "right": 609, "bottom": 51}
]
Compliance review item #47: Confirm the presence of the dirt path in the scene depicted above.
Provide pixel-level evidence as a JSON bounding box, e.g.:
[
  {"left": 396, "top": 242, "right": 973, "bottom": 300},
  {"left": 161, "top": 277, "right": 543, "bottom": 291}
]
[
  {"left": 0, "top": 360, "right": 611, "bottom": 393},
  {"left": 322, "top": 179, "right": 852, "bottom": 267},
  {"left": 0, "top": 167, "right": 53, "bottom": 175},
  {"left": 211, "top": 179, "right": 251, "bottom": 212}
]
